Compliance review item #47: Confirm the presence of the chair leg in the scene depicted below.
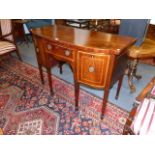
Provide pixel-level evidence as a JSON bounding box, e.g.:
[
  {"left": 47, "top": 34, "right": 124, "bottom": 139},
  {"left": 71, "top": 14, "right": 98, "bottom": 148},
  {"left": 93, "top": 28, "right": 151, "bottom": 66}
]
[
  {"left": 15, "top": 47, "right": 22, "bottom": 61},
  {"left": 123, "top": 102, "right": 138, "bottom": 135}
]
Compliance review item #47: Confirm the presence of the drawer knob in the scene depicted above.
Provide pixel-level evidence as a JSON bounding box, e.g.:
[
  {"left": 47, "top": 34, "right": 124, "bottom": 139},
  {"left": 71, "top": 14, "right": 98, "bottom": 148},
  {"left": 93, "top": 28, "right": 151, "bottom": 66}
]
[
  {"left": 88, "top": 66, "right": 95, "bottom": 73},
  {"left": 36, "top": 47, "right": 39, "bottom": 53},
  {"left": 47, "top": 44, "right": 52, "bottom": 50},
  {"left": 65, "top": 50, "right": 71, "bottom": 56}
]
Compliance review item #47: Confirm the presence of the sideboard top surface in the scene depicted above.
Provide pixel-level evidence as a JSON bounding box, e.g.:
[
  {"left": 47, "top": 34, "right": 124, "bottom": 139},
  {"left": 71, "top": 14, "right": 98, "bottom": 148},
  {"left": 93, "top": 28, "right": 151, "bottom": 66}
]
[{"left": 31, "top": 25, "right": 136, "bottom": 55}]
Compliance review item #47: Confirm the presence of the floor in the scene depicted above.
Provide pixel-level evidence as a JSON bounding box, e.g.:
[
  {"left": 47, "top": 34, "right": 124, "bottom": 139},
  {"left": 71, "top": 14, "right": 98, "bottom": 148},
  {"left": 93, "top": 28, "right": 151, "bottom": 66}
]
[{"left": 16, "top": 42, "right": 155, "bottom": 112}]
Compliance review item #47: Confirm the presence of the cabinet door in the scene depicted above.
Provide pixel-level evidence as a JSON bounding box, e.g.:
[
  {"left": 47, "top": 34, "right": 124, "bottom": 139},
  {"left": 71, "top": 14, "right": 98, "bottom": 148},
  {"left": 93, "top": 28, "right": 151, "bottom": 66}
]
[{"left": 77, "top": 51, "right": 111, "bottom": 88}]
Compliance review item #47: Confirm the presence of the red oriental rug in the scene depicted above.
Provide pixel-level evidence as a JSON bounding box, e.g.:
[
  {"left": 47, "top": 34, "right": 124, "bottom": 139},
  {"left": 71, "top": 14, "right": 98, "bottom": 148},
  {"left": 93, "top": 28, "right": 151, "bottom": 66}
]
[{"left": 0, "top": 56, "right": 129, "bottom": 135}]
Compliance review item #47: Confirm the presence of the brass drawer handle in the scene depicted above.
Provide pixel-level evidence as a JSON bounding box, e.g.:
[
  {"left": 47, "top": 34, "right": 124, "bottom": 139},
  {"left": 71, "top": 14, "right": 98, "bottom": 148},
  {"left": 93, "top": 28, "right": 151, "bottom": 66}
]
[
  {"left": 36, "top": 47, "right": 39, "bottom": 53},
  {"left": 47, "top": 44, "right": 52, "bottom": 50},
  {"left": 65, "top": 50, "right": 71, "bottom": 56},
  {"left": 88, "top": 66, "right": 95, "bottom": 73}
]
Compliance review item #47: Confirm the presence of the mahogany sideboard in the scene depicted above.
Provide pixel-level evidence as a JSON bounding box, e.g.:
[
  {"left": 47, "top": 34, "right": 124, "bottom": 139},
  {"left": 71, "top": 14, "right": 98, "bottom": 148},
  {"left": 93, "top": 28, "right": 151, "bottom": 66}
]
[{"left": 31, "top": 25, "right": 136, "bottom": 118}]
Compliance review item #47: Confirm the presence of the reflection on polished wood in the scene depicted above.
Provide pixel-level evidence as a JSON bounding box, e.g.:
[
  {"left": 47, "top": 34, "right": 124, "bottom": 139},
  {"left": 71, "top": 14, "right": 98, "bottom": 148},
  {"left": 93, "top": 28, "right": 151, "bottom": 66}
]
[{"left": 31, "top": 25, "right": 136, "bottom": 118}]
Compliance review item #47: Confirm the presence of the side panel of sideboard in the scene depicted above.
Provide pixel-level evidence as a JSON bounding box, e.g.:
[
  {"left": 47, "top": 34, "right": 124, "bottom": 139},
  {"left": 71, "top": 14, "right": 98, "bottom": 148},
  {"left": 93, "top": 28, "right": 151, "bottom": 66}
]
[
  {"left": 33, "top": 36, "right": 51, "bottom": 68},
  {"left": 111, "top": 52, "right": 128, "bottom": 87}
]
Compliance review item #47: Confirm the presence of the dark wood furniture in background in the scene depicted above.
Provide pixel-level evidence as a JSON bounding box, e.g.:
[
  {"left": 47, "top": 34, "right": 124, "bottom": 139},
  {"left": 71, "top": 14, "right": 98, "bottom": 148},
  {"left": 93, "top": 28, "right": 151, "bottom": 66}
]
[
  {"left": 89, "top": 19, "right": 120, "bottom": 33},
  {"left": 12, "top": 19, "right": 29, "bottom": 45},
  {"left": 123, "top": 77, "right": 155, "bottom": 134},
  {"left": 64, "top": 19, "right": 90, "bottom": 28},
  {"left": 88, "top": 19, "right": 108, "bottom": 32},
  {"left": 146, "top": 24, "right": 155, "bottom": 40},
  {"left": 55, "top": 19, "right": 65, "bottom": 25},
  {"left": 31, "top": 25, "right": 136, "bottom": 118},
  {"left": 55, "top": 19, "right": 120, "bottom": 34}
]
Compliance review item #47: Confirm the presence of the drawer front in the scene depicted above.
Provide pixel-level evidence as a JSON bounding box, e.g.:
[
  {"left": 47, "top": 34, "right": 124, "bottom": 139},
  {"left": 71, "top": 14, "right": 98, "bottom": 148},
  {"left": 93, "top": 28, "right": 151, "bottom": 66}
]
[
  {"left": 77, "top": 51, "right": 111, "bottom": 88},
  {"left": 45, "top": 41, "right": 74, "bottom": 62}
]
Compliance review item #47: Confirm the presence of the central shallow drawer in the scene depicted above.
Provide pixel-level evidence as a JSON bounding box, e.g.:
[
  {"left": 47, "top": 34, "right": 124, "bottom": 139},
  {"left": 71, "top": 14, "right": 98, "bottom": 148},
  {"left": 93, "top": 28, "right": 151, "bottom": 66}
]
[{"left": 45, "top": 41, "right": 74, "bottom": 61}]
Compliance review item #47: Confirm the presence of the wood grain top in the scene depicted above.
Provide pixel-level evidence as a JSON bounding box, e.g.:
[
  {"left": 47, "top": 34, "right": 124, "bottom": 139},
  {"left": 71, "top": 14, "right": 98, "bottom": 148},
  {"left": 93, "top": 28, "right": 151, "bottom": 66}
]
[{"left": 31, "top": 25, "right": 136, "bottom": 55}]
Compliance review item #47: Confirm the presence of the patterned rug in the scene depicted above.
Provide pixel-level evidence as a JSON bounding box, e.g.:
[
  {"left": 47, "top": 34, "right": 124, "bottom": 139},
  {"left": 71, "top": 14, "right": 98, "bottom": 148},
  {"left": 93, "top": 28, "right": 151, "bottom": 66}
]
[{"left": 0, "top": 56, "right": 129, "bottom": 135}]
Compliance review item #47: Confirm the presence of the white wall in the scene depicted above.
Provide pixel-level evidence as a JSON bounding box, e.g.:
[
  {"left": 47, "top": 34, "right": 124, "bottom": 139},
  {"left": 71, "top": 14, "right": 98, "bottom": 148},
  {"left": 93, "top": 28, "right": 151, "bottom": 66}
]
[{"left": 150, "top": 19, "right": 155, "bottom": 25}]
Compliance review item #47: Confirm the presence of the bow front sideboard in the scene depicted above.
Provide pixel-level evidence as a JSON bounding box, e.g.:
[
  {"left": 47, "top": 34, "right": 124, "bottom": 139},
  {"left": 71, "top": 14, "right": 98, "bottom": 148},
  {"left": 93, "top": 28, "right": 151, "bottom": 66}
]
[{"left": 31, "top": 25, "right": 136, "bottom": 118}]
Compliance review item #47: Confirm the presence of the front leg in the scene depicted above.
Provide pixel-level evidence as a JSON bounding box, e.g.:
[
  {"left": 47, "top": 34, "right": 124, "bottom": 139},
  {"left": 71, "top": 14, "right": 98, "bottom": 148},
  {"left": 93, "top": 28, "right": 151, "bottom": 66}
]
[
  {"left": 73, "top": 66, "right": 80, "bottom": 111},
  {"left": 74, "top": 81, "right": 80, "bottom": 111},
  {"left": 46, "top": 67, "right": 54, "bottom": 95},
  {"left": 101, "top": 88, "right": 110, "bottom": 119},
  {"left": 38, "top": 63, "right": 44, "bottom": 84},
  {"left": 115, "top": 75, "right": 124, "bottom": 99}
]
